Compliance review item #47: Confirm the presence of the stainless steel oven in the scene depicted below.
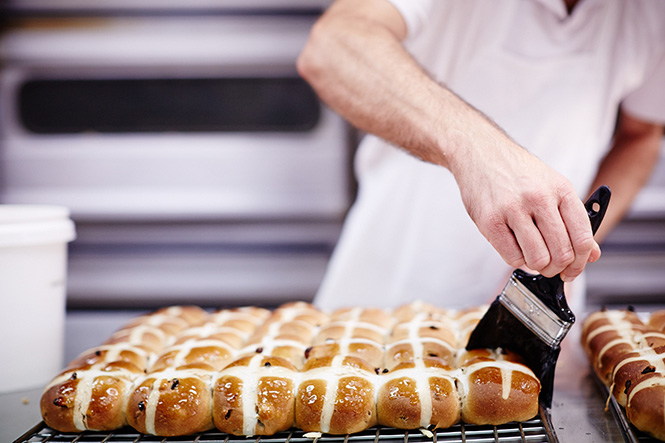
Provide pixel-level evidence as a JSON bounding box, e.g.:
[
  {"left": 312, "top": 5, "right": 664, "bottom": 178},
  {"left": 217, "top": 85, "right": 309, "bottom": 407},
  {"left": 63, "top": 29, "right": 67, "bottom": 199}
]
[{"left": 0, "top": 1, "right": 354, "bottom": 308}]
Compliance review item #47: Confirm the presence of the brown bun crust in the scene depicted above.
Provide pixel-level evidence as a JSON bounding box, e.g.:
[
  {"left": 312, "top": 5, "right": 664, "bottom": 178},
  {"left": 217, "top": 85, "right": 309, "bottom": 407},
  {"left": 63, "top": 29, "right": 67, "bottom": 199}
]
[
  {"left": 306, "top": 340, "right": 384, "bottom": 369},
  {"left": 457, "top": 350, "right": 540, "bottom": 425},
  {"left": 452, "top": 307, "right": 487, "bottom": 344},
  {"left": 152, "top": 305, "right": 210, "bottom": 326},
  {"left": 213, "top": 355, "right": 297, "bottom": 436},
  {"left": 625, "top": 373, "right": 665, "bottom": 441},
  {"left": 377, "top": 358, "right": 459, "bottom": 429},
  {"left": 295, "top": 355, "right": 377, "bottom": 434},
  {"left": 150, "top": 342, "right": 236, "bottom": 372},
  {"left": 126, "top": 364, "right": 213, "bottom": 436},
  {"left": 270, "top": 302, "right": 329, "bottom": 328},
  {"left": 581, "top": 310, "right": 647, "bottom": 383},
  {"left": 581, "top": 310, "right": 644, "bottom": 354},
  {"left": 391, "top": 301, "right": 448, "bottom": 323},
  {"left": 385, "top": 316, "right": 457, "bottom": 369},
  {"left": 611, "top": 344, "right": 665, "bottom": 407},
  {"left": 315, "top": 323, "right": 385, "bottom": 345},
  {"left": 67, "top": 345, "right": 150, "bottom": 372},
  {"left": 648, "top": 311, "right": 665, "bottom": 332},
  {"left": 41, "top": 361, "right": 142, "bottom": 432},
  {"left": 330, "top": 307, "right": 394, "bottom": 327},
  {"left": 104, "top": 326, "right": 169, "bottom": 355},
  {"left": 122, "top": 305, "right": 207, "bottom": 336},
  {"left": 385, "top": 340, "right": 456, "bottom": 369}
]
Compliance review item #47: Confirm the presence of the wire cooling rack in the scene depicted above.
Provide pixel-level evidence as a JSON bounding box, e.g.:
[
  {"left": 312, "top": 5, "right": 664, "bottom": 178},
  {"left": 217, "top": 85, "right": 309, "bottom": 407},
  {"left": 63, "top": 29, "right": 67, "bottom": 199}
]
[{"left": 15, "top": 406, "right": 558, "bottom": 443}]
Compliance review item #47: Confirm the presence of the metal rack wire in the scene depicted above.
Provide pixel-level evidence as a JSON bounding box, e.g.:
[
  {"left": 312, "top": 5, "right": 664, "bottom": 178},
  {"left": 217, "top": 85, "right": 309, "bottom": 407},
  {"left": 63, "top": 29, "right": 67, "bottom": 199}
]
[{"left": 15, "top": 407, "right": 558, "bottom": 443}]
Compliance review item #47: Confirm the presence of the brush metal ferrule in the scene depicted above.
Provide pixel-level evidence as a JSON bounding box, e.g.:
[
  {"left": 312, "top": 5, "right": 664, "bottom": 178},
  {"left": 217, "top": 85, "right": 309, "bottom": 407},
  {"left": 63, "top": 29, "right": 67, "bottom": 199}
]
[{"left": 498, "top": 275, "right": 572, "bottom": 348}]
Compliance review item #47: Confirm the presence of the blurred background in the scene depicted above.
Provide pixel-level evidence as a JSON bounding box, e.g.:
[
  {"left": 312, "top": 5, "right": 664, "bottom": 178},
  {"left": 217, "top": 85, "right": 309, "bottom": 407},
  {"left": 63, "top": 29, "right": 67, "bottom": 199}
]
[{"left": 0, "top": 0, "right": 663, "bottom": 312}]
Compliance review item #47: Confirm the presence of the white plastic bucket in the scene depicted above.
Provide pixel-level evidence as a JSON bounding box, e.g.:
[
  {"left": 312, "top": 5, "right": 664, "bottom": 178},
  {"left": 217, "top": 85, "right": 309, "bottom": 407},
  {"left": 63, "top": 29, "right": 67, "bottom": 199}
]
[{"left": 0, "top": 205, "right": 76, "bottom": 393}]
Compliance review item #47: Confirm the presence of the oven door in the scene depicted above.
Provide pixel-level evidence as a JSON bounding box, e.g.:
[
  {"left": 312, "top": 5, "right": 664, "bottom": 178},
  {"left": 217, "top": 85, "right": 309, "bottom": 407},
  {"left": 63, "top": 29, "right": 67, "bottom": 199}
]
[
  {"left": 0, "top": 14, "right": 350, "bottom": 221},
  {"left": 0, "top": 13, "right": 353, "bottom": 308}
]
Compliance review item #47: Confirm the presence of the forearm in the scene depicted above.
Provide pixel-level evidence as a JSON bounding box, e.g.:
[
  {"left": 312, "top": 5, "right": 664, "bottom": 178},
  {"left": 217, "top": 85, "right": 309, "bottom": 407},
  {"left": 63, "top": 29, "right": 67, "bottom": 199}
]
[
  {"left": 296, "top": 0, "right": 515, "bottom": 176},
  {"left": 588, "top": 110, "right": 664, "bottom": 243}
]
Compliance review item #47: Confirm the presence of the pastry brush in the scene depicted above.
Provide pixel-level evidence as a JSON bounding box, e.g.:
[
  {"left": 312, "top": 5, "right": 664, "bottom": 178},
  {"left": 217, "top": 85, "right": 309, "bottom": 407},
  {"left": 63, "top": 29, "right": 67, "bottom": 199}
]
[{"left": 466, "top": 185, "right": 611, "bottom": 408}]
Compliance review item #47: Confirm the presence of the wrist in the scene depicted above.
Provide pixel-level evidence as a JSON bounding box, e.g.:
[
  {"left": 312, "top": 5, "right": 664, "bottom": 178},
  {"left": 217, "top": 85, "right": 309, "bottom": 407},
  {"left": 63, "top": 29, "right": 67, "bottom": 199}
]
[{"left": 433, "top": 94, "right": 508, "bottom": 179}]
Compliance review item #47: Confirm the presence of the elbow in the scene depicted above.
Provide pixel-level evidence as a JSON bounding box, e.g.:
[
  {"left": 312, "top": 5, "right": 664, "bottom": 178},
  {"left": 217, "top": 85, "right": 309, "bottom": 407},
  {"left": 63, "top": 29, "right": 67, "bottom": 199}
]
[
  {"left": 297, "top": 20, "right": 333, "bottom": 88},
  {"left": 296, "top": 40, "right": 316, "bottom": 85}
]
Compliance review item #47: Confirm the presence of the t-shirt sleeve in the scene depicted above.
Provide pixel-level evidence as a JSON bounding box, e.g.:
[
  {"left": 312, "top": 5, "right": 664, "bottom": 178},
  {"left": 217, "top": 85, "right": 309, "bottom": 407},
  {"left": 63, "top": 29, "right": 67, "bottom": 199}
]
[
  {"left": 386, "top": 0, "right": 434, "bottom": 39},
  {"left": 622, "top": 50, "right": 665, "bottom": 124}
]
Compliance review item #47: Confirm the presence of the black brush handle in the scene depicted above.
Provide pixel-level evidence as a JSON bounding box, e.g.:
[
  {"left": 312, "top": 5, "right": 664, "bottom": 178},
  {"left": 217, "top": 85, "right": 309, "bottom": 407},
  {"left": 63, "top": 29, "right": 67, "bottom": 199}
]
[
  {"left": 513, "top": 186, "right": 612, "bottom": 322},
  {"left": 586, "top": 185, "right": 611, "bottom": 236}
]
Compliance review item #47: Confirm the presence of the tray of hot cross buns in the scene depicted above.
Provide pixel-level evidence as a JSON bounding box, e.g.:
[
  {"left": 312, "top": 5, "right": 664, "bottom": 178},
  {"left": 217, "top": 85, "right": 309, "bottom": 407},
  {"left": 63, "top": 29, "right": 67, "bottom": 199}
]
[
  {"left": 582, "top": 308, "right": 665, "bottom": 442},
  {"left": 19, "top": 301, "right": 558, "bottom": 443}
]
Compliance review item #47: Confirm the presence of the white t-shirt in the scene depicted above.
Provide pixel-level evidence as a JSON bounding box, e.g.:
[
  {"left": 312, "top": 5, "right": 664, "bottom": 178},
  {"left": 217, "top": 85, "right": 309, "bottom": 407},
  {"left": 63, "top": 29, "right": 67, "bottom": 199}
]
[{"left": 314, "top": 0, "right": 665, "bottom": 311}]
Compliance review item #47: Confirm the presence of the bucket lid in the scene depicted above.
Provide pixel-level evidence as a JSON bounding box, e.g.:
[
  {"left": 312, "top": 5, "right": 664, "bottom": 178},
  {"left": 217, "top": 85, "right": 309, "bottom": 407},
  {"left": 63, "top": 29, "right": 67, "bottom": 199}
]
[{"left": 0, "top": 205, "right": 76, "bottom": 247}]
